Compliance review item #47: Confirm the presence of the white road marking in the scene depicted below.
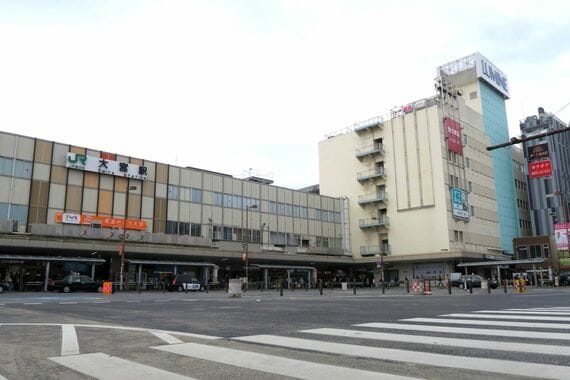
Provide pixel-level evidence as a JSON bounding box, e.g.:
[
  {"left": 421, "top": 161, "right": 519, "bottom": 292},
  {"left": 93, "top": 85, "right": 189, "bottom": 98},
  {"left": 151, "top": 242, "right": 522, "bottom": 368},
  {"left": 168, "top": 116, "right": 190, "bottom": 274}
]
[
  {"left": 355, "top": 322, "right": 570, "bottom": 340},
  {"left": 126, "top": 300, "right": 141, "bottom": 303},
  {"left": 61, "top": 325, "right": 80, "bottom": 356},
  {"left": 0, "top": 374, "right": 7, "bottom": 380},
  {"left": 23, "top": 303, "right": 43, "bottom": 305},
  {"left": 443, "top": 313, "right": 570, "bottom": 322},
  {"left": 154, "top": 300, "right": 171, "bottom": 303},
  {"left": 50, "top": 352, "right": 193, "bottom": 379},
  {"left": 475, "top": 310, "right": 570, "bottom": 315},
  {"left": 59, "top": 302, "right": 78, "bottom": 305},
  {"left": 234, "top": 335, "right": 570, "bottom": 380},
  {"left": 92, "top": 301, "right": 111, "bottom": 304},
  {"left": 150, "top": 331, "right": 184, "bottom": 344},
  {"left": 0, "top": 323, "right": 220, "bottom": 340},
  {"left": 402, "top": 318, "right": 570, "bottom": 329},
  {"left": 152, "top": 342, "right": 421, "bottom": 380},
  {"left": 302, "top": 328, "right": 570, "bottom": 356}
]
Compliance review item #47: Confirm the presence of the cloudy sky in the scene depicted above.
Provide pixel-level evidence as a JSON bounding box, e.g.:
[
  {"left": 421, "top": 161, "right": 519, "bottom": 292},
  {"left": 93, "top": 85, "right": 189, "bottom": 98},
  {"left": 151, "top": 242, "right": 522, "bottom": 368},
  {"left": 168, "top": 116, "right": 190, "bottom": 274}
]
[{"left": 1, "top": 0, "right": 569, "bottom": 189}]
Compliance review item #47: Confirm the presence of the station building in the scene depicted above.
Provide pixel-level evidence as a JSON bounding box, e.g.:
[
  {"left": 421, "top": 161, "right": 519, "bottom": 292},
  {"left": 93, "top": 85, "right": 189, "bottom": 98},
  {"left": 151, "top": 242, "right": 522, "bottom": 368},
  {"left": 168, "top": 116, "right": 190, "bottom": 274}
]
[
  {"left": 0, "top": 131, "right": 349, "bottom": 291},
  {"left": 319, "top": 52, "right": 522, "bottom": 282}
]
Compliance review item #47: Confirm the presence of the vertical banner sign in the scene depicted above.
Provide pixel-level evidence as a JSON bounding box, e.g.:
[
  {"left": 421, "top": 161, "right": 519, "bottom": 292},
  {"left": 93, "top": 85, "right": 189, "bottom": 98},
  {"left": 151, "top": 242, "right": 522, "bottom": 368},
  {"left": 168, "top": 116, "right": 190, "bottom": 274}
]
[
  {"left": 444, "top": 118, "right": 463, "bottom": 154},
  {"left": 529, "top": 160, "right": 552, "bottom": 178},
  {"left": 451, "top": 187, "right": 469, "bottom": 220},
  {"left": 554, "top": 224, "right": 569, "bottom": 249}
]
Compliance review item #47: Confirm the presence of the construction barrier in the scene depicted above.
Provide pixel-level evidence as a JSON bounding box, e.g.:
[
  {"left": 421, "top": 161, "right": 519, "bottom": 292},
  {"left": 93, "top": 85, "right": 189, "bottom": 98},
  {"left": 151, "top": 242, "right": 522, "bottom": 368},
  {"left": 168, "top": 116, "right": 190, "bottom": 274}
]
[
  {"left": 423, "top": 279, "right": 432, "bottom": 295},
  {"left": 102, "top": 281, "right": 113, "bottom": 296},
  {"left": 412, "top": 279, "right": 423, "bottom": 294},
  {"left": 514, "top": 279, "right": 526, "bottom": 293}
]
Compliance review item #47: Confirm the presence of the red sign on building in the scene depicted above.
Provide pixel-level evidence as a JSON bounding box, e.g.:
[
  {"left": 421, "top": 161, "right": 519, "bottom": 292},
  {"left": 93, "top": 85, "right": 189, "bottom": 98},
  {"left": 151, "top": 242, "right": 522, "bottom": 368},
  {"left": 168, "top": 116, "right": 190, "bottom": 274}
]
[
  {"left": 444, "top": 117, "right": 463, "bottom": 154},
  {"left": 529, "top": 160, "right": 552, "bottom": 178}
]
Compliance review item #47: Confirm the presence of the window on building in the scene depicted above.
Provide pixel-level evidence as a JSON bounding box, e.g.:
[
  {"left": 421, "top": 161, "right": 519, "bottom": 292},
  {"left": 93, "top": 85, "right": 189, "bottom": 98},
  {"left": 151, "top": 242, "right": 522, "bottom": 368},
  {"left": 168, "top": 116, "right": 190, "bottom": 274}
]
[
  {"left": 167, "top": 185, "right": 179, "bottom": 200},
  {"left": 543, "top": 244, "right": 550, "bottom": 258},
  {"left": 191, "top": 188, "right": 202, "bottom": 203},
  {"left": 190, "top": 223, "right": 202, "bottom": 237},
  {"left": 470, "top": 205, "right": 475, "bottom": 216},
  {"left": 517, "top": 246, "right": 528, "bottom": 259},
  {"left": 529, "top": 244, "right": 542, "bottom": 258},
  {"left": 459, "top": 231, "right": 463, "bottom": 242},
  {"left": 465, "top": 157, "right": 470, "bottom": 168},
  {"left": 469, "top": 91, "right": 477, "bottom": 100},
  {"left": 454, "top": 230, "right": 459, "bottom": 241},
  {"left": 468, "top": 181, "right": 472, "bottom": 192},
  {"left": 14, "top": 160, "right": 32, "bottom": 179},
  {"left": 213, "top": 192, "right": 223, "bottom": 206}
]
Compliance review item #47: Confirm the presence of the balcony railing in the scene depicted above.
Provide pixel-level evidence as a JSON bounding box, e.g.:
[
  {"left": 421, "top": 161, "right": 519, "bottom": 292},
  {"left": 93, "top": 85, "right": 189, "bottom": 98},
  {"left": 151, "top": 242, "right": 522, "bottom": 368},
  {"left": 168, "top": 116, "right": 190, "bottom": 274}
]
[
  {"left": 358, "top": 216, "right": 389, "bottom": 229},
  {"left": 360, "top": 245, "right": 391, "bottom": 257},
  {"left": 357, "top": 167, "right": 385, "bottom": 182},
  {"left": 354, "top": 116, "right": 383, "bottom": 133},
  {"left": 358, "top": 191, "right": 387, "bottom": 205},
  {"left": 355, "top": 144, "right": 384, "bottom": 159}
]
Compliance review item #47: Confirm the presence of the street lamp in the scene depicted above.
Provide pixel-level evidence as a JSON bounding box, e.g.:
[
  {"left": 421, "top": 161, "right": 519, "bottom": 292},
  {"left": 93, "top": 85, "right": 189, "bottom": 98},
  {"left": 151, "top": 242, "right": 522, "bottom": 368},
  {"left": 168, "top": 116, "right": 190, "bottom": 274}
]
[
  {"left": 244, "top": 204, "right": 258, "bottom": 291},
  {"left": 119, "top": 185, "right": 137, "bottom": 291}
]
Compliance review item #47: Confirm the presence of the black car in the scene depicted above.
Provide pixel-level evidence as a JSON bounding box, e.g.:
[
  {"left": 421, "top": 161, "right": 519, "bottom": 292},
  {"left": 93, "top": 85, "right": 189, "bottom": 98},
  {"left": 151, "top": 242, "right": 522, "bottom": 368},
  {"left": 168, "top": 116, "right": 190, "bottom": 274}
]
[
  {"left": 48, "top": 275, "right": 102, "bottom": 293},
  {"left": 451, "top": 275, "right": 499, "bottom": 289},
  {"left": 169, "top": 274, "right": 206, "bottom": 292},
  {"left": 559, "top": 272, "right": 570, "bottom": 286}
]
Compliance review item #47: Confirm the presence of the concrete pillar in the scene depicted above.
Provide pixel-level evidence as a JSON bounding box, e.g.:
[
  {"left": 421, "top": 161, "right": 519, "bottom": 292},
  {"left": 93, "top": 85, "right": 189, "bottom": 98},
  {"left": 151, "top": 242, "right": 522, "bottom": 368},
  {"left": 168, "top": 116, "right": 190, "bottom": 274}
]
[
  {"left": 313, "top": 269, "right": 318, "bottom": 286},
  {"left": 43, "top": 261, "right": 50, "bottom": 292},
  {"left": 286, "top": 269, "right": 291, "bottom": 288},
  {"left": 138, "top": 264, "right": 142, "bottom": 284},
  {"left": 213, "top": 266, "right": 219, "bottom": 283},
  {"left": 263, "top": 268, "right": 268, "bottom": 290},
  {"left": 496, "top": 266, "right": 501, "bottom": 282},
  {"left": 202, "top": 266, "right": 209, "bottom": 283},
  {"left": 174, "top": 265, "right": 178, "bottom": 275}
]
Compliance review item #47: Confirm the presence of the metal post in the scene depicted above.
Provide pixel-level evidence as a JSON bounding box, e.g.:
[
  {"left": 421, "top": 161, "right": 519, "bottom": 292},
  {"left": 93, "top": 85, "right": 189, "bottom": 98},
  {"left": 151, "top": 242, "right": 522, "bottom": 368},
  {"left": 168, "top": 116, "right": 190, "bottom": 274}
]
[
  {"left": 448, "top": 277, "right": 452, "bottom": 294},
  {"left": 279, "top": 278, "right": 283, "bottom": 296},
  {"left": 43, "top": 261, "right": 50, "bottom": 292},
  {"left": 487, "top": 278, "right": 491, "bottom": 294},
  {"left": 353, "top": 278, "right": 356, "bottom": 295},
  {"left": 503, "top": 279, "right": 507, "bottom": 293},
  {"left": 138, "top": 264, "right": 142, "bottom": 294},
  {"left": 319, "top": 279, "right": 323, "bottom": 295},
  {"left": 91, "top": 264, "right": 95, "bottom": 281},
  {"left": 406, "top": 278, "right": 410, "bottom": 293}
]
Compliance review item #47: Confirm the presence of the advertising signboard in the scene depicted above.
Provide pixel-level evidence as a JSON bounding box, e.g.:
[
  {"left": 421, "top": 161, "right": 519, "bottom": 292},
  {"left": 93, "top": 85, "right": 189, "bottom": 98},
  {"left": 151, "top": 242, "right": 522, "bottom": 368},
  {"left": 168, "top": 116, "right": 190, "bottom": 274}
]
[
  {"left": 554, "top": 223, "right": 569, "bottom": 250},
  {"left": 444, "top": 117, "right": 463, "bottom": 154},
  {"left": 527, "top": 143, "right": 549, "bottom": 161},
  {"left": 55, "top": 212, "right": 148, "bottom": 231},
  {"left": 529, "top": 160, "right": 552, "bottom": 178},
  {"left": 474, "top": 52, "right": 510, "bottom": 98},
  {"left": 451, "top": 187, "right": 469, "bottom": 220}
]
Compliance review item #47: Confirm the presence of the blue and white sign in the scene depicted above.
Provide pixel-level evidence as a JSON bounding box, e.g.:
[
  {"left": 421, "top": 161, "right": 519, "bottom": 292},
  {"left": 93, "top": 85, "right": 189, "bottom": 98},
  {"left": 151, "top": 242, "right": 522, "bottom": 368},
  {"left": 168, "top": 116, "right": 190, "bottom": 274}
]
[
  {"left": 451, "top": 187, "right": 470, "bottom": 220},
  {"left": 474, "top": 52, "right": 509, "bottom": 98}
]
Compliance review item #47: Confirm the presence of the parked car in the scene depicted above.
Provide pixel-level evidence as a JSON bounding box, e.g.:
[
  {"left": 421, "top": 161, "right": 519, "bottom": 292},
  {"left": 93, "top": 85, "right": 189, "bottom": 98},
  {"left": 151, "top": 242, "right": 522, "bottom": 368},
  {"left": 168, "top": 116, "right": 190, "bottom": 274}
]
[
  {"left": 48, "top": 275, "right": 102, "bottom": 293},
  {"left": 451, "top": 275, "right": 498, "bottom": 289},
  {"left": 169, "top": 274, "right": 206, "bottom": 292},
  {"left": 559, "top": 272, "right": 570, "bottom": 286}
]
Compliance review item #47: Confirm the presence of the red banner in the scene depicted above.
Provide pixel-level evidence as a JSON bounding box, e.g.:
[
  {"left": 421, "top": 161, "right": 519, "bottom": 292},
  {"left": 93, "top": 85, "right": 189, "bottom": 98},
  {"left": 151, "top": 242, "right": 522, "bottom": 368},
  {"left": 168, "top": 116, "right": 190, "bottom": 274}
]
[
  {"left": 55, "top": 212, "right": 148, "bottom": 231},
  {"left": 529, "top": 160, "right": 552, "bottom": 178},
  {"left": 444, "top": 118, "right": 463, "bottom": 154}
]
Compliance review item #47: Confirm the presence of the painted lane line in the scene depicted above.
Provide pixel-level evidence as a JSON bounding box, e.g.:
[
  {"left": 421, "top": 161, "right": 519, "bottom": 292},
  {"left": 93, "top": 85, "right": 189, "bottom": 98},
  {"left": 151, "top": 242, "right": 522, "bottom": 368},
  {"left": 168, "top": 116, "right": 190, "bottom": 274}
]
[
  {"left": 92, "top": 301, "right": 111, "bottom": 304},
  {"left": 442, "top": 313, "right": 570, "bottom": 322},
  {"left": 59, "top": 302, "right": 78, "bottom": 305},
  {"left": 150, "top": 331, "right": 184, "bottom": 345},
  {"left": 154, "top": 300, "right": 171, "bottom": 303},
  {"left": 50, "top": 352, "right": 193, "bottom": 379},
  {"left": 402, "top": 318, "right": 570, "bottom": 329},
  {"left": 61, "top": 325, "right": 80, "bottom": 356},
  {"left": 0, "top": 323, "right": 221, "bottom": 340},
  {"left": 152, "top": 342, "right": 421, "bottom": 380},
  {"left": 126, "top": 300, "right": 140, "bottom": 303},
  {"left": 23, "top": 303, "right": 43, "bottom": 305},
  {"left": 234, "top": 335, "right": 570, "bottom": 380},
  {"left": 0, "top": 373, "right": 7, "bottom": 380},
  {"left": 355, "top": 322, "right": 570, "bottom": 341},
  {"left": 475, "top": 310, "right": 570, "bottom": 315},
  {"left": 181, "top": 299, "right": 198, "bottom": 302},
  {"left": 301, "top": 328, "right": 570, "bottom": 356}
]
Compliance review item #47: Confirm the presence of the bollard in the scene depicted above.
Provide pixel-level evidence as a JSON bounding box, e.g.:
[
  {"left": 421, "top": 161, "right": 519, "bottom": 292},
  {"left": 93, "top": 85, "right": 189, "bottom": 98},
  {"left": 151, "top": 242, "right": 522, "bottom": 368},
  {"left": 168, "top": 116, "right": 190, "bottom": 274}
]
[
  {"left": 469, "top": 280, "right": 473, "bottom": 294},
  {"left": 206, "top": 283, "right": 209, "bottom": 293},
  {"left": 503, "top": 279, "right": 507, "bottom": 293},
  {"left": 406, "top": 278, "right": 410, "bottom": 294},
  {"left": 279, "top": 279, "right": 283, "bottom": 297},
  {"left": 353, "top": 279, "right": 356, "bottom": 295},
  {"left": 448, "top": 279, "right": 452, "bottom": 294},
  {"left": 381, "top": 280, "right": 385, "bottom": 294},
  {"left": 319, "top": 279, "right": 323, "bottom": 295},
  {"left": 487, "top": 278, "right": 491, "bottom": 294}
]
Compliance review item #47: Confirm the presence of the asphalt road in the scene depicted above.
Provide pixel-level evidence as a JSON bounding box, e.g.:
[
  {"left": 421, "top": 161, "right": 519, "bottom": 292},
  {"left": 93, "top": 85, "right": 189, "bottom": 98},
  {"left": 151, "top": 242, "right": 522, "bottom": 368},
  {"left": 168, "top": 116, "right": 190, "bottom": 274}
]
[{"left": 1, "top": 286, "right": 570, "bottom": 379}]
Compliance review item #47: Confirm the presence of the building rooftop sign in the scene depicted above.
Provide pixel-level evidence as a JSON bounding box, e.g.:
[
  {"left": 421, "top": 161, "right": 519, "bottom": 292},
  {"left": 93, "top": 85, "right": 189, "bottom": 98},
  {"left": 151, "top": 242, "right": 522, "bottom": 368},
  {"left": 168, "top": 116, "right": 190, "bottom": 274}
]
[
  {"left": 66, "top": 152, "right": 148, "bottom": 180},
  {"left": 473, "top": 52, "right": 510, "bottom": 99}
]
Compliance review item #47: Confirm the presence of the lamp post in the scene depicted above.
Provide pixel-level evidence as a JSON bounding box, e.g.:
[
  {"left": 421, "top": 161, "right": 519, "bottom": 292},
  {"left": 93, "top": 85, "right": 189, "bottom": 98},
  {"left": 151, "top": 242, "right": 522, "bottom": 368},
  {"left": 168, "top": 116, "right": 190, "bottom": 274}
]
[
  {"left": 119, "top": 185, "right": 137, "bottom": 291},
  {"left": 244, "top": 204, "right": 258, "bottom": 291}
]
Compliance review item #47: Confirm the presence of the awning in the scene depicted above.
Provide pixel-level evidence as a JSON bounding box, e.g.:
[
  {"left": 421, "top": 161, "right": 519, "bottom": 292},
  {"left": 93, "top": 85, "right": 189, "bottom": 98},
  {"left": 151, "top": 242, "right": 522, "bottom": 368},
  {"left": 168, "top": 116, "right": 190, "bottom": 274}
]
[
  {"left": 457, "top": 258, "right": 546, "bottom": 268},
  {"left": 125, "top": 259, "right": 217, "bottom": 267},
  {"left": 250, "top": 264, "right": 316, "bottom": 271},
  {"left": 0, "top": 254, "right": 105, "bottom": 263}
]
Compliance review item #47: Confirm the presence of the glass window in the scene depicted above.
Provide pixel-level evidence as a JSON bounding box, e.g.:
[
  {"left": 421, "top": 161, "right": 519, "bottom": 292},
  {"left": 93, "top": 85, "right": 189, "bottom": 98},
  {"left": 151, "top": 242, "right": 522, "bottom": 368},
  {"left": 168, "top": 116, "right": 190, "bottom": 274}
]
[
  {"left": 167, "top": 185, "right": 179, "bottom": 200},
  {"left": 517, "top": 246, "right": 528, "bottom": 260},
  {"left": 180, "top": 187, "right": 191, "bottom": 202},
  {"left": 543, "top": 244, "right": 550, "bottom": 258},
  {"left": 179, "top": 221, "right": 190, "bottom": 235},
  {"left": 191, "top": 188, "right": 202, "bottom": 203},
  {"left": 315, "top": 209, "right": 322, "bottom": 221},
  {"left": 223, "top": 226, "right": 233, "bottom": 240},
  {"left": 14, "top": 160, "right": 32, "bottom": 179},
  {"left": 233, "top": 195, "right": 242, "bottom": 209},
  {"left": 269, "top": 201, "right": 278, "bottom": 214},
  {"left": 0, "top": 202, "right": 8, "bottom": 219},
  {"left": 252, "top": 229, "right": 261, "bottom": 243},
  {"left": 190, "top": 223, "right": 202, "bottom": 237},
  {"left": 293, "top": 206, "right": 300, "bottom": 218},
  {"left": 213, "top": 192, "right": 223, "bottom": 206},
  {"left": 285, "top": 204, "right": 292, "bottom": 216},
  {"left": 9, "top": 204, "right": 28, "bottom": 224},
  {"left": 278, "top": 203, "right": 285, "bottom": 215},
  {"left": 223, "top": 194, "right": 232, "bottom": 208},
  {"left": 0, "top": 157, "right": 13, "bottom": 176},
  {"left": 166, "top": 221, "right": 178, "bottom": 234},
  {"left": 300, "top": 207, "right": 308, "bottom": 218}
]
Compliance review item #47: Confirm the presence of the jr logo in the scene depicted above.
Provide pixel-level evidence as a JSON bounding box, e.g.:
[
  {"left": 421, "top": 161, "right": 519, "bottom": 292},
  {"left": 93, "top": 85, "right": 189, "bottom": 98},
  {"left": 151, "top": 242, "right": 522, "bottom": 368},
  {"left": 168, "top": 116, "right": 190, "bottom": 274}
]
[{"left": 67, "top": 153, "right": 87, "bottom": 165}]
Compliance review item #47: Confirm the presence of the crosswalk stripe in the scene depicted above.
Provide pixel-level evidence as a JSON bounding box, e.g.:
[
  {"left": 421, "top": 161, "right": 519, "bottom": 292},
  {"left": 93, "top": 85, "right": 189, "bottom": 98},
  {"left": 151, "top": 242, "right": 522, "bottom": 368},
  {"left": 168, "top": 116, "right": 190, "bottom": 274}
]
[
  {"left": 61, "top": 325, "right": 80, "bottom": 356},
  {"left": 402, "top": 318, "right": 570, "bottom": 329},
  {"left": 49, "top": 352, "right": 194, "bottom": 379},
  {"left": 475, "top": 310, "right": 570, "bottom": 315},
  {"left": 301, "top": 328, "right": 570, "bottom": 356},
  {"left": 152, "top": 342, "right": 420, "bottom": 380},
  {"left": 234, "top": 334, "right": 570, "bottom": 380},
  {"left": 150, "top": 331, "right": 184, "bottom": 345},
  {"left": 506, "top": 307, "right": 570, "bottom": 311},
  {"left": 354, "top": 322, "right": 570, "bottom": 340},
  {"left": 443, "top": 313, "right": 570, "bottom": 321}
]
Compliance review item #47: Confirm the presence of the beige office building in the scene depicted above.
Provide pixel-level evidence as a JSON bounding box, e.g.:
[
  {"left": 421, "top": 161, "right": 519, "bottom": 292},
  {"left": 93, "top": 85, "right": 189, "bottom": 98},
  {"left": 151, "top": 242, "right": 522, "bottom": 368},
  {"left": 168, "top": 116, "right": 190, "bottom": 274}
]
[{"left": 319, "top": 54, "right": 516, "bottom": 281}]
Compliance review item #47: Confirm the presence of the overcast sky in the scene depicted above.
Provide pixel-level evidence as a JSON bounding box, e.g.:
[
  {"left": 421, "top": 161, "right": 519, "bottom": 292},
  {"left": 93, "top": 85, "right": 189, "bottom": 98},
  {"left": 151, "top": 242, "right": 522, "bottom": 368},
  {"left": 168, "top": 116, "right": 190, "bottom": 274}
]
[{"left": 1, "top": 0, "right": 569, "bottom": 189}]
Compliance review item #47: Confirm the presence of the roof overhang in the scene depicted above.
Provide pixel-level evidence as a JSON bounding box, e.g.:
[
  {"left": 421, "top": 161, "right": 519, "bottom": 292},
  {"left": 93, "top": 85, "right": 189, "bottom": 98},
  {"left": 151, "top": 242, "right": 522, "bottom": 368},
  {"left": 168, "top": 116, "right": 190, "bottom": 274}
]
[{"left": 0, "top": 254, "right": 105, "bottom": 263}]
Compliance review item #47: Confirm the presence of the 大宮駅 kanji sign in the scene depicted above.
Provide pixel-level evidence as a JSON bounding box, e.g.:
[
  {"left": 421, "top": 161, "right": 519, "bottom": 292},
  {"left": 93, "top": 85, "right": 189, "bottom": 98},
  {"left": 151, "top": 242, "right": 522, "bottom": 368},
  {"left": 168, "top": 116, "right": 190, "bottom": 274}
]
[{"left": 66, "top": 152, "right": 148, "bottom": 180}]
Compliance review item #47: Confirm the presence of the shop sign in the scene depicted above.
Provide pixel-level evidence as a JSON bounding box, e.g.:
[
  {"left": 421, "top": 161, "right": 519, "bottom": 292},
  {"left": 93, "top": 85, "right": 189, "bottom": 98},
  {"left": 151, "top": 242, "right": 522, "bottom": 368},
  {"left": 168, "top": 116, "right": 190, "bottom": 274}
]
[
  {"left": 554, "top": 223, "right": 569, "bottom": 249},
  {"left": 56, "top": 212, "right": 148, "bottom": 231},
  {"left": 474, "top": 52, "right": 510, "bottom": 98},
  {"left": 444, "top": 117, "right": 463, "bottom": 154},
  {"left": 529, "top": 160, "right": 552, "bottom": 178},
  {"left": 66, "top": 152, "right": 148, "bottom": 180},
  {"left": 451, "top": 187, "right": 469, "bottom": 220},
  {"left": 527, "top": 143, "right": 549, "bottom": 161}
]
